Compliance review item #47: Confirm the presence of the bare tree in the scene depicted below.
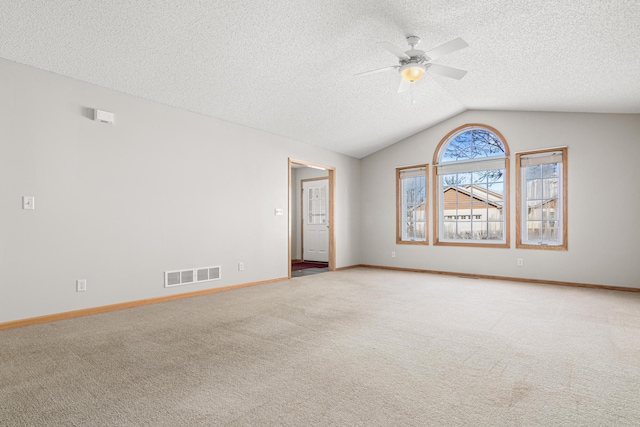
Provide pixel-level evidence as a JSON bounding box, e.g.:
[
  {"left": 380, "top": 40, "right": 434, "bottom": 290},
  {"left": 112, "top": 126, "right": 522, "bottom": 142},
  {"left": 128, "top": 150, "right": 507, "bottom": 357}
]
[
  {"left": 443, "top": 129, "right": 505, "bottom": 161},
  {"left": 442, "top": 129, "right": 505, "bottom": 185}
]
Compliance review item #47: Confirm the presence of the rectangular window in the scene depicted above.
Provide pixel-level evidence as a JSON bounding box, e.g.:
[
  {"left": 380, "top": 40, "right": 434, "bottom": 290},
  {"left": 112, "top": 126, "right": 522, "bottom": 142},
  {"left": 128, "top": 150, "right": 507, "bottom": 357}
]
[
  {"left": 437, "top": 169, "right": 507, "bottom": 244},
  {"left": 307, "top": 186, "right": 327, "bottom": 225},
  {"left": 516, "top": 147, "right": 567, "bottom": 250},
  {"left": 396, "top": 165, "right": 428, "bottom": 244}
]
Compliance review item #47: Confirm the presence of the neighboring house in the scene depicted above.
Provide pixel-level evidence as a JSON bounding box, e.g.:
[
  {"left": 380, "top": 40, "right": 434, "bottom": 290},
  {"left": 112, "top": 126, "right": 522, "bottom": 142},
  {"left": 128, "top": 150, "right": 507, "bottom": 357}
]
[
  {"left": 403, "top": 184, "right": 504, "bottom": 240},
  {"left": 442, "top": 184, "right": 503, "bottom": 240}
]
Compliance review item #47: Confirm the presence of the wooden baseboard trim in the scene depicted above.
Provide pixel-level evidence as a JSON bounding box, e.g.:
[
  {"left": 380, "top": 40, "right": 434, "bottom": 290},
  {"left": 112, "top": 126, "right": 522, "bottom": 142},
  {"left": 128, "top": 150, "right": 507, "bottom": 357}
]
[
  {"left": 5, "top": 266, "right": 634, "bottom": 331},
  {"left": 359, "top": 264, "right": 640, "bottom": 293},
  {"left": 0, "top": 276, "right": 289, "bottom": 331},
  {"left": 335, "top": 264, "right": 364, "bottom": 271}
]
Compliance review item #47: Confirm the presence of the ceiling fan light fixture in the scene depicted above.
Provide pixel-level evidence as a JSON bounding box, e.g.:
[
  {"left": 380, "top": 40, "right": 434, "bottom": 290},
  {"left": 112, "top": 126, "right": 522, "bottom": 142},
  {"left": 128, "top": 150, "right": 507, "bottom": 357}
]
[{"left": 400, "top": 63, "right": 425, "bottom": 82}]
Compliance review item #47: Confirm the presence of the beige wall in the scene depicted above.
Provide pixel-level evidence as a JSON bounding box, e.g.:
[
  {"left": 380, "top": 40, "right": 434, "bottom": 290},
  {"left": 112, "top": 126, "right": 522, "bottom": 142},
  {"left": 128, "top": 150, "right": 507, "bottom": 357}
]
[
  {"left": 3, "top": 56, "right": 638, "bottom": 325},
  {"left": 361, "top": 110, "right": 640, "bottom": 288},
  {"left": 0, "top": 59, "right": 361, "bottom": 323}
]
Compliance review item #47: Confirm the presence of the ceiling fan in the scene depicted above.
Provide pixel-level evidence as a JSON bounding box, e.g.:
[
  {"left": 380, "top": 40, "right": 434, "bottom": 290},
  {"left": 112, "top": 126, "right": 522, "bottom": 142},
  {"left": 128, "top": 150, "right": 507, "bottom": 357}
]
[{"left": 356, "top": 35, "right": 469, "bottom": 93}]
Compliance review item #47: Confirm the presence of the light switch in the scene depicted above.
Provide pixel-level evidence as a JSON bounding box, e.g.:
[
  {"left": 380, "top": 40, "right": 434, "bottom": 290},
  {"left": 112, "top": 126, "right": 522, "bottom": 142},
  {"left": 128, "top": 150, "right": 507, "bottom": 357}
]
[
  {"left": 22, "top": 196, "right": 35, "bottom": 210},
  {"left": 274, "top": 208, "right": 284, "bottom": 216}
]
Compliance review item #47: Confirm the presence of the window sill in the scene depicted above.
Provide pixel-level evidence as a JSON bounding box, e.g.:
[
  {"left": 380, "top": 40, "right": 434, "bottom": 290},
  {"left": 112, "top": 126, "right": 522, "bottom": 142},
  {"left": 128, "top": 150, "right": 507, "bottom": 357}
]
[
  {"left": 435, "top": 240, "right": 509, "bottom": 248},
  {"left": 396, "top": 239, "right": 429, "bottom": 245},
  {"left": 516, "top": 242, "right": 567, "bottom": 250}
]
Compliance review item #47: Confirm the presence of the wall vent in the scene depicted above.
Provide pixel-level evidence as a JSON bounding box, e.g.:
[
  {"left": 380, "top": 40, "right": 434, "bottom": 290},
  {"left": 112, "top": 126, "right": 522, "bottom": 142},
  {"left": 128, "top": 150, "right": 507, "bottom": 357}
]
[{"left": 165, "top": 265, "right": 221, "bottom": 288}]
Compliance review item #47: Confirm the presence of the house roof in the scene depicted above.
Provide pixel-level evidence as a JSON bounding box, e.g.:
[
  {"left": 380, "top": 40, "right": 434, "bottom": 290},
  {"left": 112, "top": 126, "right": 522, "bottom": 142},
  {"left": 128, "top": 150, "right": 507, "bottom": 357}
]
[
  {"left": 444, "top": 185, "right": 503, "bottom": 208},
  {"left": 1, "top": 1, "right": 638, "bottom": 158}
]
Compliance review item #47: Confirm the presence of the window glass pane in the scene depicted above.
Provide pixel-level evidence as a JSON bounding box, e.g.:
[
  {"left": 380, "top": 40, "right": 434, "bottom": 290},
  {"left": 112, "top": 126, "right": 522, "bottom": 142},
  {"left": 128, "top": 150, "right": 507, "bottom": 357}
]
[
  {"left": 527, "top": 201, "right": 542, "bottom": 220},
  {"left": 456, "top": 202, "right": 472, "bottom": 214},
  {"left": 307, "top": 187, "right": 327, "bottom": 225},
  {"left": 527, "top": 221, "right": 542, "bottom": 241},
  {"left": 405, "top": 221, "right": 425, "bottom": 240},
  {"left": 487, "top": 222, "right": 503, "bottom": 240},
  {"left": 543, "top": 178, "right": 559, "bottom": 198},
  {"left": 542, "top": 205, "right": 556, "bottom": 220},
  {"left": 456, "top": 221, "right": 472, "bottom": 239},
  {"left": 490, "top": 203, "right": 504, "bottom": 221},
  {"left": 443, "top": 172, "right": 471, "bottom": 186},
  {"left": 443, "top": 221, "right": 457, "bottom": 240},
  {"left": 542, "top": 220, "right": 559, "bottom": 242},
  {"left": 483, "top": 169, "right": 504, "bottom": 184},
  {"left": 488, "top": 181, "right": 504, "bottom": 193},
  {"left": 473, "top": 183, "right": 489, "bottom": 196},
  {"left": 527, "top": 178, "right": 543, "bottom": 199},
  {"left": 441, "top": 129, "right": 506, "bottom": 163},
  {"left": 471, "top": 204, "right": 486, "bottom": 218},
  {"left": 472, "top": 171, "right": 486, "bottom": 184},
  {"left": 542, "top": 163, "right": 558, "bottom": 179},
  {"left": 399, "top": 168, "right": 427, "bottom": 242},
  {"left": 472, "top": 220, "right": 487, "bottom": 239},
  {"left": 411, "top": 222, "right": 426, "bottom": 240},
  {"left": 525, "top": 165, "right": 542, "bottom": 180},
  {"left": 442, "top": 186, "right": 456, "bottom": 213}
]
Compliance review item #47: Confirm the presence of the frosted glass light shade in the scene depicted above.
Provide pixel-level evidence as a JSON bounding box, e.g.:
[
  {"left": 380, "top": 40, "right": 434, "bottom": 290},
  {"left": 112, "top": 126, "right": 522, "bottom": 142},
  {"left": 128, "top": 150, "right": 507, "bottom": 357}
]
[{"left": 401, "top": 64, "right": 425, "bottom": 82}]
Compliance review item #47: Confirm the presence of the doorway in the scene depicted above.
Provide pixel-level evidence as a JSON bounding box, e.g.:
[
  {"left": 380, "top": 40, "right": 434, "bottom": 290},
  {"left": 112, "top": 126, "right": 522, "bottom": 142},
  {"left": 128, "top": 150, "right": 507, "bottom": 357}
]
[{"left": 288, "top": 158, "right": 335, "bottom": 278}]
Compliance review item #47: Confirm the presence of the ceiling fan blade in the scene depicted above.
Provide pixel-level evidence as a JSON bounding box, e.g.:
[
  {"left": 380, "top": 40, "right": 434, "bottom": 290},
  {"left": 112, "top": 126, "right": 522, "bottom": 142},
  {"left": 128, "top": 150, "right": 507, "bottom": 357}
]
[
  {"left": 378, "top": 42, "right": 410, "bottom": 59},
  {"left": 398, "top": 78, "right": 411, "bottom": 93},
  {"left": 427, "top": 63, "right": 468, "bottom": 80},
  {"left": 354, "top": 66, "right": 398, "bottom": 76},
  {"left": 425, "top": 37, "right": 468, "bottom": 60}
]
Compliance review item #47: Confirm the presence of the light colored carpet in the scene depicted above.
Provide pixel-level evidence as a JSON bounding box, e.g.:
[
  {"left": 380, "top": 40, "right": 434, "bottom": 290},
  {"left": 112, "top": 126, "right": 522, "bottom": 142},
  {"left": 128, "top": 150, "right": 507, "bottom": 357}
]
[{"left": 1, "top": 268, "right": 639, "bottom": 426}]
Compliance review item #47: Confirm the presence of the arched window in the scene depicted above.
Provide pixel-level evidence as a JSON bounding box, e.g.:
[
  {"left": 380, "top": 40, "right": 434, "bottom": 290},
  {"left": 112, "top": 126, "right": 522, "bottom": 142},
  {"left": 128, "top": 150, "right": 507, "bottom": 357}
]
[{"left": 433, "top": 124, "right": 510, "bottom": 247}]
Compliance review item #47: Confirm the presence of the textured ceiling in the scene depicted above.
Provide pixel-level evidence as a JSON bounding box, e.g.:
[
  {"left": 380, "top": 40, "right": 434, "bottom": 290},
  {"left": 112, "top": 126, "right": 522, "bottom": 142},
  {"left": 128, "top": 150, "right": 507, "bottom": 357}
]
[{"left": 1, "top": 1, "right": 639, "bottom": 158}]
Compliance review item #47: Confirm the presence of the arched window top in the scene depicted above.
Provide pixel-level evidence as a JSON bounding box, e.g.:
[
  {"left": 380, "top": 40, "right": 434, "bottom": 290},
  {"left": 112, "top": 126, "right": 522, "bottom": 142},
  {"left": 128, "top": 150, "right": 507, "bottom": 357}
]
[{"left": 435, "top": 124, "right": 509, "bottom": 164}]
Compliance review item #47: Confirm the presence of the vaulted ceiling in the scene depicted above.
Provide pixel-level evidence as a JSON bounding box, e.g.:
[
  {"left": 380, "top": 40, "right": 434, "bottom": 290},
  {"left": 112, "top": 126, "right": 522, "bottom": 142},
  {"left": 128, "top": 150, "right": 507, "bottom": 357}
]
[{"left": 1, "top": 1, "right": 638, "bottom": 158}]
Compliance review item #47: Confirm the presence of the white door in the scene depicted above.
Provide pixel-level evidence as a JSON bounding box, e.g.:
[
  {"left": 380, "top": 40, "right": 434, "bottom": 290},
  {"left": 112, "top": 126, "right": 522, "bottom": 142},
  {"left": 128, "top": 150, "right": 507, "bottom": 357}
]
[{"left": 302, "top": 179, "right": 329, "bottom": 262}]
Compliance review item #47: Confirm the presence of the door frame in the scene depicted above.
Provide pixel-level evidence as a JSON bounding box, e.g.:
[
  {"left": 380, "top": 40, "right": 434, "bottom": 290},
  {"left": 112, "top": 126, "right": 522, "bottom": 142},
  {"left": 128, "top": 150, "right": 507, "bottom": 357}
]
[
  {"left": 301, "top": 177, "right": 329, "bottom": 263},
  {"left": 288, "top": 158, "right": 336, "bottom": 278}
]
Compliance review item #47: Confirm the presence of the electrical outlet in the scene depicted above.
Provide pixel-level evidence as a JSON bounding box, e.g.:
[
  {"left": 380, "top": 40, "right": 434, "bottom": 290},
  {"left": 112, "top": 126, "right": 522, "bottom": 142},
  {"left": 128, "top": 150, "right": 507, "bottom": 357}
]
[
  {"left": 391, "top": 251, "right": 396, "bottom": 258},
  {"left": 517, "top": 258, "right": 524, "bottom": 267},
  {"left": 238, "top": 262, "right": 244, "bottom": 271},
  {"left": 76, "top": 279, "right": 87, "bottom": 292}
]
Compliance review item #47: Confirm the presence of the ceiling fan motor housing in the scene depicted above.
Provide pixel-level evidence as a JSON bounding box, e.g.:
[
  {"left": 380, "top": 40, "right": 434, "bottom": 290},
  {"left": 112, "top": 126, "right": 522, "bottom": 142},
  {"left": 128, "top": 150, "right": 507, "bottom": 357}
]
[
  {"left": 398, "top": 44, "right": 429, "bottom": 83},
  {"left": 406, "top": 35, "right": 421, "bottom": 48}
]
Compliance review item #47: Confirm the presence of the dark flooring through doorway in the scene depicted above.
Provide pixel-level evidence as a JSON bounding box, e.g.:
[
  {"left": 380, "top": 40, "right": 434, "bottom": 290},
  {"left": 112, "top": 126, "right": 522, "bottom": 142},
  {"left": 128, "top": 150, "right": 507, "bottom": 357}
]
[{"left": 291, "top": 261, "right": 328, "bottom": 277}]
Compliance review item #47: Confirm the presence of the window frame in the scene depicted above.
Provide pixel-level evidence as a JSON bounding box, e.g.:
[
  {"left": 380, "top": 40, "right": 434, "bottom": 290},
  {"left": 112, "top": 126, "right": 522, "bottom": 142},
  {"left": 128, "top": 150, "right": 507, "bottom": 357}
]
[
  {"left": 396, "top": 164, "right": 429, "bottom": 245},
  {"left": 432, "top": 123, "right": 510, "bottom": 248},
  {"left": 516, "top": 147, "right": 568, "bottom": 250}
]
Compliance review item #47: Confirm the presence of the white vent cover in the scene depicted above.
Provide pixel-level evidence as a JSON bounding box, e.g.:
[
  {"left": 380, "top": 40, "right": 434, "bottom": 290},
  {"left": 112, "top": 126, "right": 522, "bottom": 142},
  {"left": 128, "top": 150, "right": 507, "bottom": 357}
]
[{"left": 165, "top": 265, "right": 221, "bottom": 288}]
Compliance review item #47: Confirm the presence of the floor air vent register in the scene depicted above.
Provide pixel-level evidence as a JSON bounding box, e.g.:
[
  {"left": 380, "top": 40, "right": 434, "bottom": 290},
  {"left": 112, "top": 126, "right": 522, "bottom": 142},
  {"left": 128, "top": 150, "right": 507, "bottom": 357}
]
[{"left": 165, "top": 266, "right": 221, "bottom": 288}]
